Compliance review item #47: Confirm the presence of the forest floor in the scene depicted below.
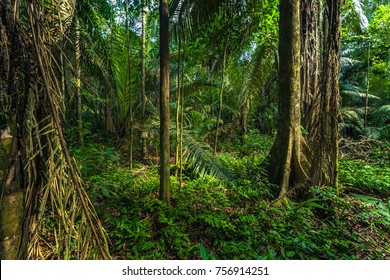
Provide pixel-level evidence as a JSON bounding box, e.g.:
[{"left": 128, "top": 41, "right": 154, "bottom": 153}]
[{"left": 71, "top": 133, "right": 390, "bottom": 260}]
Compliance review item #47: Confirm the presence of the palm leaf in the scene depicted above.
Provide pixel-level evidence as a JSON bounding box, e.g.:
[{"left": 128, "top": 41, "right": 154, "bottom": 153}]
[{"left": 181, "top": 130, "right": 235, "bottom": 180}]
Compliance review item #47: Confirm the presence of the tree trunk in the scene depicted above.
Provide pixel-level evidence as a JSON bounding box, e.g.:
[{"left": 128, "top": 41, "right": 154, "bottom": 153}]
[
  {"left": 175, "top": 28, "right": 182, "bottom": 177},
  {"left": 179, "top": 35, "right": 186, "bottom": 189},
  {"left": 364, "top": 40, "right": 370, "bottom": 129},
  {"left": 300, "top": 0, "right": 320, "bottom": 132},
  {"left": 125, "top": 1, "right": 133, "bottom": 170},
  {"left": 0, "top": 115, "right": 24, "bottom": 259},
  {"left": 269, "top": 0, "right": 341, "bottom": 198},
  {"left": 141, "top": 0, "right": 148, "bottom": 159},
  {"left": 0, "top": 5, "right": 26, "bottom": 259},
  {"left": 159, "top": 0, "right": 170, "bottom": 204},
  {"left": 214, "top": 45, "right": 227, "bottom": 154},
  {"left": 270, "top": 0, "right": 308, "bottom": 197},
  {"left": 239, "top": 95, "right": 249, "bottom": 144},
  {"left": 310, "top": 0, "right": 341, "bottom": 188},
  {"left": 75, "top": 15, "right": 83, "bottom": 144}
]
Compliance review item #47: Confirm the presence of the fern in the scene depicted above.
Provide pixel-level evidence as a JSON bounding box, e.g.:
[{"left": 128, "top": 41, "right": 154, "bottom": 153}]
[{"left": 372, "top": 105, "right": 390, "bottom": 127}]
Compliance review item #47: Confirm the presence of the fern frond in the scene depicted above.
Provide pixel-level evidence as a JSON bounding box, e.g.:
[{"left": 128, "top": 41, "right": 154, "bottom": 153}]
[{"left": 371, "top": 105, "right": 390, "bottom": 127}]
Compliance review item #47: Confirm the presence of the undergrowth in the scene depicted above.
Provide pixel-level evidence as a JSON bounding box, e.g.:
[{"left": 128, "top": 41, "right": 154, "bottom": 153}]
[{"left": 71, "top": 135, "right": 390, "bottom": 260}]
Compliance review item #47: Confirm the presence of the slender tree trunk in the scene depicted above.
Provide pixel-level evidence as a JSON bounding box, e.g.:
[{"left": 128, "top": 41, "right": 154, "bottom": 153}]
[
  {"left": 75, "top": 15, "right": 83, "bottom": 144},
  {"left": 179, "top": 34, "right": 186, "bottom": 189},
  {"left": 239, "top": 95, "right": 249, "bottom": 144},
  {"left": 125, "top": 1, "right": 133, "bottom": 169},
  {"left": 104, "top": 88, "right": 115, "bottom": 134},
  {"left": 175, "top": 28, "right": 181, "bottom": 177},
  {"left": 214, "top": 45, "right": 227, "bottom": 154},
  {"left": 364, "top": 40, "right": 370, "bottom": 129},
  {"left": 141, "top": 0, "right": 148, "bottom": 159},
  {"left": 159, "top": 0, "right": 170, "bottom": 203},
  {"left": 60, "top": 53, "right": 66, "bottom": 115}
]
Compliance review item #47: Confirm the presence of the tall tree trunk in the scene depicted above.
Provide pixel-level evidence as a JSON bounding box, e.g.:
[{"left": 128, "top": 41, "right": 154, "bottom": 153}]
[
  {"left": 270, "top": 0, "right": 308, "bottom": 197},
  {"left": 310, "top": 0, "right": 341, "bottom": 188},
  {"left": 141, "top": 0, "right": 148, "bottom": 159},
  {"left": 125, "top": 1, "right": 133, "bottom": 169},
  {"left": 364, "top": 40, "right": 370, "bottom": 129},
  {"left": 300, "top": 0, "right": 320, "bottom": 132},
  {"left": 0, "top": 4, "right": 26, "bottom": 259},
  {"left": 179, "top": 34, "right": 186, "bottom": 189},
  {"left": 269, "top": 0, "right": 341, "bottom": 198},
  {"left": 75, "top": 15, "right": 83, "bottom": 144},
  {"left": 214, "top": 45, "right": 227, "bottom": 154},
  {"left": 175, "top": 28, "right": 181, "bottom": 177},
  {"left": 159, "top": 0, "right": 170, "bottom": 203}
]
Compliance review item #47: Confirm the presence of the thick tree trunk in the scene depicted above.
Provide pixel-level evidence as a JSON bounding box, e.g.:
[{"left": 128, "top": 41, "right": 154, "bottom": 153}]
[
  {"left": 159, "top": 0, "right": 170, "bottom": 203},
  {"left": 310, "top": 0, "right": 341, "bottom": 188},
  {"left": 270, "top": 0, "right": 341, "bottom": 198},
  {"left": 0, "top": 4, "right": 26, "bottom": 259},
  {"left": 300, "top": 0, "right": 320, "bottom": 132},
  {"left": 0, "top": 115, "right": 24, "bottom": 259},
  {"left": 270, "top": 0, "right": 308, "bottom": 197}
]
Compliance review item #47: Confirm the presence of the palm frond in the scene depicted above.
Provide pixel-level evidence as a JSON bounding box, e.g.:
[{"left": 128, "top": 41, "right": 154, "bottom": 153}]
[{"left": 182, "top": 130, "right": 235, "bottom": 180}]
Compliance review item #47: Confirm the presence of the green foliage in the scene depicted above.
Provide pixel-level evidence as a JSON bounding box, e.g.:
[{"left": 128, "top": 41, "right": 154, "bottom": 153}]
[
  {"left": 73, "top": 139, "right": 390, "bottom": 260},
  {"left": 339, "top": 159, "right": 390, "bottom": 196},
  {"left": 340, "top": 3, "right": 390, "bottom": 141},
  {"left": 181, "top": 130, "right": 234, "bottom": 180},
  {"left": 70, "top": 142, "right": 120, "bottom": 177}
]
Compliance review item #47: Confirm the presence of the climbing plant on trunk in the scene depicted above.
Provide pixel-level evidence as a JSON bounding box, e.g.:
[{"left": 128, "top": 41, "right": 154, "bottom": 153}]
[
  {"left": 1, "top": 0, "right": 111, "bottom": 259},
  {"left": 269, "top": 0, "right": 341, "bottom": 198}
]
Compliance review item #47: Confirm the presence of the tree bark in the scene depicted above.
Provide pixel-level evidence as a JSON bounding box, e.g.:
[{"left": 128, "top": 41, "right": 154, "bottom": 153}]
[
  {"left": 159, "top": 0, "right": 170, "bottom": 204},
  {"left": 0, "top": 115, "right": 24, "bottom": 259},
  {"left": 269, "top": 0, "right": 341, "bottom": 198},
  {"left": 0, "top": 4, "right": 26, "bottom": 259},
  {"left": 125, "top": 1, "right": 133, "bottom": 170},
  {"left": 364, "top": 40, "right": 370, "bottom": 129},
  {"left": 175, "top": 28, "right": 182, "bottom": 176},
  {"left": 141, "top": 0, "right": 148, "bottom": 159},
  {"left": 270, "top": 0, "right": 308, "bottom": 197},
  {"left": 214, "top": 45, "right": 227, "bottom": 154},
  {"left": 75, "top": 15, "right": 83, "bottom": 144},
  {"left": 310, "top": 0, "right": 341, "bottom": 188},
  {"left": 179, "top": 35, "right": 186, "bottom": 189}
]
